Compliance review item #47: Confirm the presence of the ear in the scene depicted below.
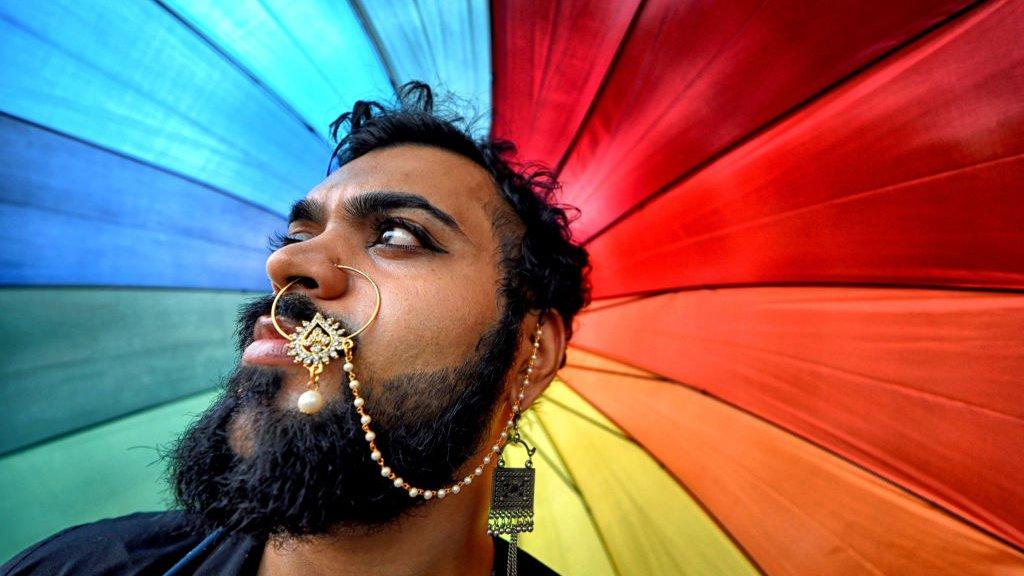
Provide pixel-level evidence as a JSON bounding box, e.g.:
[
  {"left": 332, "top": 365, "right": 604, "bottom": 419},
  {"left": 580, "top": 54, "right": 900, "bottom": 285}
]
[{"left": 508, "top": 308, "right": 566, "bottom": 412}]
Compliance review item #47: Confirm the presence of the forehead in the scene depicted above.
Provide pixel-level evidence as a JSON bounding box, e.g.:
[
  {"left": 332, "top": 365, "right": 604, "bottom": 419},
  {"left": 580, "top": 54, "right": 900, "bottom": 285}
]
[{"left": 309, "top": 144, "right": 500, "bottom": 230}]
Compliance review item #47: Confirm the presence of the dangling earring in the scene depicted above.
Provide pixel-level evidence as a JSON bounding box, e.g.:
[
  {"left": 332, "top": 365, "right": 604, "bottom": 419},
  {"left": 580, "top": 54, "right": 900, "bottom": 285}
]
[
  {"left": 269, "top": 265, "right": 381, "bottom": 414},
  {"left": 488, "top": 323, "right": 543, "bottom": 573}
]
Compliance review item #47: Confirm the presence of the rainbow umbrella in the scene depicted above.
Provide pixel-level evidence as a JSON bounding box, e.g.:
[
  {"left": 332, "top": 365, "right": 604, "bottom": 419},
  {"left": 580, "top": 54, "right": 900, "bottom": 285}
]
[{"left": 1, "top": 1, "right": 1022, "bottom": 574}]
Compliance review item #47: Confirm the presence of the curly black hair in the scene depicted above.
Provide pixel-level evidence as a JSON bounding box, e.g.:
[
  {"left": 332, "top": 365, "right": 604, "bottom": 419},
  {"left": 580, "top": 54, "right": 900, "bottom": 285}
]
[{"left": 327, "top": 82, "right": 590, "bottom": 347}]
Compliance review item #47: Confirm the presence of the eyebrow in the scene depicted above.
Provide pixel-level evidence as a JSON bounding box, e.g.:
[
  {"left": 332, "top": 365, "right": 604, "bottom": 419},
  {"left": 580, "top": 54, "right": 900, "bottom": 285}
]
[
  {"left": 288, "top": 198, "right": 326, "bottom": 225},
  {"left": 288, "top": 191, "right": 465, "bottom": 236}
]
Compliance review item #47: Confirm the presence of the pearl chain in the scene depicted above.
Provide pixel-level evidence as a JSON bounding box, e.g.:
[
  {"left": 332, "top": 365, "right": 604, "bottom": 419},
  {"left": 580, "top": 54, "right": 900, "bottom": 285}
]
[{"left": 346, "top": 325, "right": 543, "bottom": 500}]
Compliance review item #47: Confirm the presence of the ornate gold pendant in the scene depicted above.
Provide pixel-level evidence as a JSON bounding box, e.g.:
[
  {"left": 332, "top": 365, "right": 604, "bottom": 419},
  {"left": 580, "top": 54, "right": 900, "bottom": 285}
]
[{"left": 285, "top": 313, "right": 345, "bottom": 366}]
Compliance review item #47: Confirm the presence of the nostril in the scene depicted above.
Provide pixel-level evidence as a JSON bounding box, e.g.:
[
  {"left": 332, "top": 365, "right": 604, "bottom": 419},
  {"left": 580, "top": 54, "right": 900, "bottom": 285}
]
[{"left": 288, "top": 277, "right": 319, "bottom": 290}]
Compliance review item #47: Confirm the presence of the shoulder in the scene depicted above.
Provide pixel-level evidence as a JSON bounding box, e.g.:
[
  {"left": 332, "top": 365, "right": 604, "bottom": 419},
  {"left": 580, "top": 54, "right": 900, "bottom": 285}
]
[{"left": 1, "top": 511, "right": 203, "bottom": 576}]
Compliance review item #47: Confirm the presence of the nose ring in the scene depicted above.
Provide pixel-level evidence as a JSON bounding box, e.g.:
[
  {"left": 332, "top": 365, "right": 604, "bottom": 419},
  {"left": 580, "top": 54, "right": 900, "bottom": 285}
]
[{"left": 269, "top": 265, "right": 381, "bottom": 414}]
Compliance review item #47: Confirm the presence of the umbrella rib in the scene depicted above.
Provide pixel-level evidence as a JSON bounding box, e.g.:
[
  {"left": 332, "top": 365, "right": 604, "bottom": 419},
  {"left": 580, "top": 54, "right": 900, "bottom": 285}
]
[
  {"left": 519, "top": 430, "right": 582, "bottom": 499},
  {"left": 0, "top": 112, "right": 290, "bottom": 221},
  {"left": 149, "top": 0, "right": 330, "bottom": 148},
  {"left": 578, "top": 0, "right": 990, "bottom": 246},
  {"left": 552, "top": 0, "right": 648, "bottom": 176},
  {"left": 348, "top": 0, "right": 401, "bottom": 94},
  {"left": 562, "top": 364, "right": 669, "bottom": 383},
  {"left": 531, "top": 411, "right": 624, "bottom": 576},
  {"left": 0, "top": 196, "right": 277, "bottom": 256},
  {"left": 578, "top": 295, "right": 649, "bottom": 315},
  {"left": 257, "top": 0, "right": 348, "bottom": 104},
  {"left": 0, "top": 385, "right": 219, "bottom": 459},
  {"left": 539, "top": 397, "right": 638, "bottom": 443},
  {"left": 566, "top": 345, "right": 678, "bottom": 384}
]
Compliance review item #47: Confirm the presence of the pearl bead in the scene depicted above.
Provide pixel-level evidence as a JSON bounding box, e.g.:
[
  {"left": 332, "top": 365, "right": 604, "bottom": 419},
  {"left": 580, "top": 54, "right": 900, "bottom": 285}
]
[
  {"left": 500, "top": 432, "right": 508, "bottom": 440},
  {"left": 518, "top": 392, "right": 525, "bottom": 400},
  {"left": 353, "top": 397, "right": 364, "bottom": 408},
  {"left": 408, "top": 488, "right": 419, "bottom": 497},
  {"left": 381, "top": 466, "right": 391, "bottom": 477},
  {"left": 349, "top": 380, "right": 360, "bottom": 390},
  {"left": 451, "top": 485, "right": 461, "bottom": 494},
  {"left": 343, "top": 362, "right": 354, "bottom": 372},
  {"left": 492, "top": 444, "right": 500, "bottom": 453},
  {"left": 394, "top": 477, "right": 404, "bottom": 488},
  {"left": 437, "top": 489, "right": 446, "bottom": 499},
  {"left": 365, "top": 431, "right": 376, "bottom": 442},
  {"left": 464, "top": 476, "right": 473, "bottom": 485},
  {"left": 370, "top": 450, "right": 381, "bottom": 461},
  {"left": 474, "top": 467, "right": 483, "bottom": 476},
  {"left": 483, "top": 456, "right": 491, "bottom": 465},
  {"left": 296, "top": 390, "right": 324, "bottom": 414},
  {"left": 360, "top": 415, "right": 371, "bottom": 425},
  {"left": 423, "top": 491, "right": 434, "bottom": 500}
]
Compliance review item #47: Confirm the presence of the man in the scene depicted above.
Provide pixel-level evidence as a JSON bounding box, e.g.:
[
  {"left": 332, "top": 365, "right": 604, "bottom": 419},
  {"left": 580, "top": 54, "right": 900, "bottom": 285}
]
[{"left": 1, "top": 83, "right": 590, "bottom": 575}]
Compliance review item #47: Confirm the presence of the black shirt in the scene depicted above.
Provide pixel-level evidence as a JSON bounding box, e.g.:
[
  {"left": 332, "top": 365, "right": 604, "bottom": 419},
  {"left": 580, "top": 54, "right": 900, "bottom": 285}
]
[{"left": 1, "top": 511, "right": 559, "bottom": 575}]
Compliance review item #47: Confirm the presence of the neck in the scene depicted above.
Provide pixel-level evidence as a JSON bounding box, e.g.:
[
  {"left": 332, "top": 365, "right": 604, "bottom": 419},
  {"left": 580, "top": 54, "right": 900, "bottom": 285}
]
[{"left": 257, "top": 471, "right": 496, "bottom": 576}]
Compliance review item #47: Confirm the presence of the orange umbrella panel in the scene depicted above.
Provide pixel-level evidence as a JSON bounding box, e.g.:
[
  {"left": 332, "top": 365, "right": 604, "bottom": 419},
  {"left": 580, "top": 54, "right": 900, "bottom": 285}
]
[{"left": 560, "top": 349, "right": 1024, "bottom": 575}]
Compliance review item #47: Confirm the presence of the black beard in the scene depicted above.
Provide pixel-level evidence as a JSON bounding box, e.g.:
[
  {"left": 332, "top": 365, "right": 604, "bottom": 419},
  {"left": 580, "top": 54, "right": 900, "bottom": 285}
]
[{"left": 169, "top": 292, "right": 521, "bottom": 539}]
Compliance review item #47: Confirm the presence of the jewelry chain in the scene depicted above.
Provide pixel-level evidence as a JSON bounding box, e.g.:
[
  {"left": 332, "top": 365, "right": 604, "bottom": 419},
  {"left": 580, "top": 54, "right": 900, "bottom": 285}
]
[{"left": 346, "top": 325, "right": 543, "bottom": 500}]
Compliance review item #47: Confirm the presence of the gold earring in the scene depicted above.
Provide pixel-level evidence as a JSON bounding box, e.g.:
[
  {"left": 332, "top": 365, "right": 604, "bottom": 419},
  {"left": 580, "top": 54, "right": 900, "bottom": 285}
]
[{"left": 269, "top": 265, "right": 381, "bottom": 414}]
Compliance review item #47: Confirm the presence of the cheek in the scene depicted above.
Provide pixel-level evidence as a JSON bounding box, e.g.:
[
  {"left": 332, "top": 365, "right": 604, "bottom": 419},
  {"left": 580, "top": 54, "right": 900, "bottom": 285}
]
[{"left": 363, "top": 262, "right": 502, "bottom": 377}]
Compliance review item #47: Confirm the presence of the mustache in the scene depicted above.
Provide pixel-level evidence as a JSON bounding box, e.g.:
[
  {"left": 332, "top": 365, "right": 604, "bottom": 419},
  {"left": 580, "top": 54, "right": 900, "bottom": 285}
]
[{"left": 234, "top": 292, "right": 357, "bottom": 354}]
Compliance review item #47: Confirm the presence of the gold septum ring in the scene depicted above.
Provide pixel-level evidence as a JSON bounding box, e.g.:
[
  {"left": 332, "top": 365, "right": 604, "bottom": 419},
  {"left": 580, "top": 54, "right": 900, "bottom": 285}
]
[{"left": 269, "top": 264, "right": 381, "bottom": 414}]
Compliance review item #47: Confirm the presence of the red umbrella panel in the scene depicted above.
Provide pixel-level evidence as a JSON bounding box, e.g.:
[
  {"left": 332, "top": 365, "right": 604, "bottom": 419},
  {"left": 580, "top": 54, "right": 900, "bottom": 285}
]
[{"left": 493, "top": 0, "right": 1024, "bottom": 571}]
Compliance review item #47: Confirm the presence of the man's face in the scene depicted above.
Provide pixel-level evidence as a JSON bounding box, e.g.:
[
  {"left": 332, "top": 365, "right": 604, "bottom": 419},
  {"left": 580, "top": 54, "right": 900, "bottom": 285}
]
[
  {"left": 171, "top": 145, "right": 529, "bottom": 537},
  {"left": 261, "top": 144, "right": 513, "bottom": 412}
]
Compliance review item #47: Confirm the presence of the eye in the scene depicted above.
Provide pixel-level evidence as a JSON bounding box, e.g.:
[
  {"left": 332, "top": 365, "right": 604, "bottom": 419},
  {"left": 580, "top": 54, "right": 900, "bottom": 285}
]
[
  {"left": 370, "top": 217, "right": 444, "bottom": 252},
  {"left": 379, "top": 225, "right": 420, "bottom": 247},
  {"left": 268, "top": 230, "right": 313, "bottom": 251}
]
